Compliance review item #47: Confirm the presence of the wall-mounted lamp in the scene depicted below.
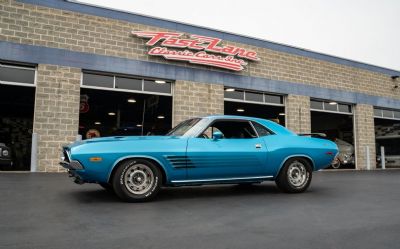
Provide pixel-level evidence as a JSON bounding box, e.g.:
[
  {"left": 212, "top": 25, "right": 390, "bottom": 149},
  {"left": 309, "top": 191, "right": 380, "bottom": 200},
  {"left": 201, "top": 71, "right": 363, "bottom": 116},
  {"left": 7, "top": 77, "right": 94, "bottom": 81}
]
[{"left": 392, "top": 76, "right": 399, "bottom": 90}]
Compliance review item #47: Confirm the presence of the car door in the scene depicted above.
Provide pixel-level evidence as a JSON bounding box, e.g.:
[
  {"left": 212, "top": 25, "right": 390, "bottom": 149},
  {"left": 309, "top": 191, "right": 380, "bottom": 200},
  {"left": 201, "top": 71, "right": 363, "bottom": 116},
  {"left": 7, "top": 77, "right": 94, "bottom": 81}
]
[{"left": 185, "top": 119, "right": 270, "bottom": 181}]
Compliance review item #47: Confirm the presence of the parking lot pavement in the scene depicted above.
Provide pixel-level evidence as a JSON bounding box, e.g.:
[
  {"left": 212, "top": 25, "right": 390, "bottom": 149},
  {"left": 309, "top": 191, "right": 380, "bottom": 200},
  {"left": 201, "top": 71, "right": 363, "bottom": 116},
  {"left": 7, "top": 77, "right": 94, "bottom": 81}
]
[{"left": 0, "top": 170, "right": 400, "bottom": 249}]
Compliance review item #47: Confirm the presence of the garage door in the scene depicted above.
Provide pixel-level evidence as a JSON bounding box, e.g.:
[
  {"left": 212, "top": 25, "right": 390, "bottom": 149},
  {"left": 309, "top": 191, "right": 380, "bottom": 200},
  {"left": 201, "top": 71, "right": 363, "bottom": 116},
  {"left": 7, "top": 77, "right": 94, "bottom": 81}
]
[{"left": 374, "top": 107, "right": 400, "bottom": 168}]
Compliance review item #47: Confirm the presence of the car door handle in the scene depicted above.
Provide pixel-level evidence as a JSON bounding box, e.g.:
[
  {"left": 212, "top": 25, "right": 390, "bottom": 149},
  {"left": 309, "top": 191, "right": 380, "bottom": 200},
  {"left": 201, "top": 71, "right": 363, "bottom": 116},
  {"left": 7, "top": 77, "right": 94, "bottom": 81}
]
[{"left": 255, "top": 144, "right": 262, "bottom": 149}]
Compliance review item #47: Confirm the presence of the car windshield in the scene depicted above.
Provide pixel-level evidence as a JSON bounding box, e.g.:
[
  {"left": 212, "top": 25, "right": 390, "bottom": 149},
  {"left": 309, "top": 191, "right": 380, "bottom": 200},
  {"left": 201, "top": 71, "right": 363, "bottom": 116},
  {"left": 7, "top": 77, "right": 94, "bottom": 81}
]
[{"left": 167, "top": 118, "right": 202, "bottom": 136}]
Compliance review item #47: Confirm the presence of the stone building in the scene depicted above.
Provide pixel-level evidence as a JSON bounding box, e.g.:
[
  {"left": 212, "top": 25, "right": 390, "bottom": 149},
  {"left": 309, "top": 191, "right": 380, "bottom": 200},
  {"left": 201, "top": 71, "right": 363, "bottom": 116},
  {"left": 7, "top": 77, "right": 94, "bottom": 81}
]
[{"left": 0, "top": 0, "right": 399, "bottom": 172}]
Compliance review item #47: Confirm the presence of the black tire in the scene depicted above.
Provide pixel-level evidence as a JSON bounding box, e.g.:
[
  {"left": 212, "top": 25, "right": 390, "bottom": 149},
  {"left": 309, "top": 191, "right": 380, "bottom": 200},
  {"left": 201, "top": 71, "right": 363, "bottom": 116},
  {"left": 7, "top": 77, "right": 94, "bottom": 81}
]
[
  {"left": 112, "top": 159, "right": 162, "bottom": 202},
  {"left": 99, "top": 183, "right": 114, "bottom": 192},
  {"left": 275, "top": 157, "right": 312, "bottom": 193}
]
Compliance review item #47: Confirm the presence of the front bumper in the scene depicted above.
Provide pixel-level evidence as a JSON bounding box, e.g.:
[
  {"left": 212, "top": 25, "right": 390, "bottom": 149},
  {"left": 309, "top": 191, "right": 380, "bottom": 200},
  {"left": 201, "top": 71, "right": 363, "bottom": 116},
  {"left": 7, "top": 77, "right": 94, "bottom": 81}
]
[{"left": 59, "top": 160, "right": 84, "bottom": 170}]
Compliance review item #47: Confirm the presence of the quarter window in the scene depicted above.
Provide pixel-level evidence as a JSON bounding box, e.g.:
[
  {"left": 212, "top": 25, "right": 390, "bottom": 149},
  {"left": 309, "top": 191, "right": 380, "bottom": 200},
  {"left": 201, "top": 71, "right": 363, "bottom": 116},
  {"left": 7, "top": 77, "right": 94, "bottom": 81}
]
[{"left": 251, "top": 122, "right": 272, "bottom": 136}]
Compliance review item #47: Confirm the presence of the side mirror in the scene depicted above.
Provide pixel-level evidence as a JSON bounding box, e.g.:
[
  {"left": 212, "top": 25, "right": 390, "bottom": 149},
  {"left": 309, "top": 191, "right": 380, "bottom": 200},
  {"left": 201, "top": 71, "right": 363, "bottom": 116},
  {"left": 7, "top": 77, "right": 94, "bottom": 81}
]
[{"left": 212, "top": 131, "right": 223, "bottom": 140}]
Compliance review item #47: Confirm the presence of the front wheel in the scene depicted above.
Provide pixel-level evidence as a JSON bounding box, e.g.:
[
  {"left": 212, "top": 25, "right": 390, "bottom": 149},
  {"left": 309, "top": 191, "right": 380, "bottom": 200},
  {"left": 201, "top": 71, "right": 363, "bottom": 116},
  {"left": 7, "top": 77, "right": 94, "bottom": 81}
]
[
  {"left": 112, "top": 159, "right": 162, "bottom": 202},
  {"left": 275, "top": 158, "right": 312, "bottom": 193}
]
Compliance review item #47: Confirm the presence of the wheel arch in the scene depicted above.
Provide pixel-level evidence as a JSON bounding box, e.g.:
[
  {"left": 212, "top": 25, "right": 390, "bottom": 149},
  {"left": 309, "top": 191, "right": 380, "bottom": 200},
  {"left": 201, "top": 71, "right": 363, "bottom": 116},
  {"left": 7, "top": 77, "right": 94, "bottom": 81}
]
[
  {"left": 276, "top": 155, "right": 315, "bottom": 177},
  {"left": 107, "top": 156, "right": 168, "bottom": 185}
]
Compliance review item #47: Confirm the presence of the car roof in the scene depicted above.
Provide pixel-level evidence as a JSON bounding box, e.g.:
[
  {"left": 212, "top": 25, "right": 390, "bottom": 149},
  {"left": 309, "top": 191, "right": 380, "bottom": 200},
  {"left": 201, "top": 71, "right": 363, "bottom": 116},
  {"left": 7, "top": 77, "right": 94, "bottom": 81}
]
[{"left": 200, "top": 115, "right": 295, "bottom": 135}]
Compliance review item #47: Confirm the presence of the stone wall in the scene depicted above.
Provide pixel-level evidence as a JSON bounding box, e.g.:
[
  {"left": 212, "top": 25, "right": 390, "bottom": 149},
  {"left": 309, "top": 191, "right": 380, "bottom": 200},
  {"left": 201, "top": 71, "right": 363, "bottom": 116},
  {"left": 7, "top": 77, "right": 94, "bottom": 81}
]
[
  {"left": 33, "top": 64, "right": 80, "bottom": 172},
  {"left": 285, "top": 95, "right": 311, "bottom": 134},
  {"left": 173, "top": 81, "right": 224, "bottom": 126},
  {"left": 354, "top": 104, "right": 376, "bottom": 170},
  {"left": 0, "top": 0, "right": 398, "bottom": 99}
]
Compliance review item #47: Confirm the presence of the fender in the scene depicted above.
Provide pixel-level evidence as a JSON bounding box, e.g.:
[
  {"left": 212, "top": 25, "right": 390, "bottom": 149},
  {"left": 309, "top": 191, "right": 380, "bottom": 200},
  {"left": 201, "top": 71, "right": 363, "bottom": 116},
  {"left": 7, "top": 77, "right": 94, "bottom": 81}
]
[
  {"left": 107, "top": 155, "right": 169, "bottom": 183},
  {"left": 276, "top": 154, "right": 315, "bottom": 178}
]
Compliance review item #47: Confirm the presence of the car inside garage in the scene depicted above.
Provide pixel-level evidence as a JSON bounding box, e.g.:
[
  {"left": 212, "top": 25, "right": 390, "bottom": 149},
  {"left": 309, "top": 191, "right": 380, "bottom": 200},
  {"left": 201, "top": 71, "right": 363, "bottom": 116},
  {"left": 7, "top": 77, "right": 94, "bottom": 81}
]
[
  {"left": 374, "top": 108, "right": 400, "bottom": 168},
  {"left": 0, "top": 62, "right": 36, "bottom": 171},
  {"left": 224, "top": 88, "right": 285, "bottom": 126},
  {"left": 79, "top": 71, "right": 173, "bottom": 139},
  {"left": 310, "top": 99, "right": 355, "bottom": 169}
]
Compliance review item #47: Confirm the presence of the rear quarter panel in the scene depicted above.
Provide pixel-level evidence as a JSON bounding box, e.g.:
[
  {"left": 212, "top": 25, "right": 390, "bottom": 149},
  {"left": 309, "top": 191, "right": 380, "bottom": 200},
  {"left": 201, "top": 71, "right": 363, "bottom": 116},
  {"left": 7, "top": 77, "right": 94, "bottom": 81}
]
[{"left": 263, "top": 135, "right": 338, "bottom": 176}]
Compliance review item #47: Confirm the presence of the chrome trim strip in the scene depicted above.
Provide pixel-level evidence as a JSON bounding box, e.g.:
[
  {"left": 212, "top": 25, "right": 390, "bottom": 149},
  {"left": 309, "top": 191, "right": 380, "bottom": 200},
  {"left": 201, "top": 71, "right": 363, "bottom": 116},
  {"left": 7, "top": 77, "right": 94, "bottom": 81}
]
[{"left": 171, "top": 175, "right": 273, "bottom": 183}]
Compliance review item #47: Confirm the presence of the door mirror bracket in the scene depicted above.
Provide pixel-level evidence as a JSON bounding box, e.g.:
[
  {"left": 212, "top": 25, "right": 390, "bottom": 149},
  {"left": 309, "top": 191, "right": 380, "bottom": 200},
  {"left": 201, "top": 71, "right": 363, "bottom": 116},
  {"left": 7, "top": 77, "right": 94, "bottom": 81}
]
[{"left": 212, "top": 131, "right": 223, "bottom": 140}]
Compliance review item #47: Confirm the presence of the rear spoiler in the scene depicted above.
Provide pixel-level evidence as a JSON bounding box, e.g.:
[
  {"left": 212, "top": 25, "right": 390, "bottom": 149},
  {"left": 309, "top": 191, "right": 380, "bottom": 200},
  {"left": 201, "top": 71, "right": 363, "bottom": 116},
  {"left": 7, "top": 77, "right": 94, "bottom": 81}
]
[{"left": 298, "top": 133, "right": 327, "bottom": 138}]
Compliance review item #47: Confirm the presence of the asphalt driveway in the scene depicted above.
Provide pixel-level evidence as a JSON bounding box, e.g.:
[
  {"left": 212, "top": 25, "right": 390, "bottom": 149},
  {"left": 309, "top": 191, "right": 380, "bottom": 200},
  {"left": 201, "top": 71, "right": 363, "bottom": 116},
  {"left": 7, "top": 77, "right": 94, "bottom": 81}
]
[{"left": 0, "top": 170, "right": 400, "bottom": 249}]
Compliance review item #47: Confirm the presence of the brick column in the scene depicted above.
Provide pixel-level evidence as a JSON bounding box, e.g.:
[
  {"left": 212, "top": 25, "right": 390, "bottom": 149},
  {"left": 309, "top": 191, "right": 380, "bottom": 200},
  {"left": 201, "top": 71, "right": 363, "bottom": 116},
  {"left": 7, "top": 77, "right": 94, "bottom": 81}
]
[
  {"left": 173, "top": 81, "right": 224, "bottom": 126},
  {"left": 354, "top": 104, "right": 376, "bottom": 170},
  {"left": 285, "top": 94, "right": 311, "bottom": 134},
  {"left": 33, "top": 64, "right": 81, "bottom": 172}
]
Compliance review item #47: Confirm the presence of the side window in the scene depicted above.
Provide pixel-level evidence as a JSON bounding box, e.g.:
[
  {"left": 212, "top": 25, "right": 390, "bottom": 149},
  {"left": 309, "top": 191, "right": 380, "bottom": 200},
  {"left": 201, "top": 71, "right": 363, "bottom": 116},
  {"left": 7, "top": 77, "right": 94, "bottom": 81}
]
[
  {"left": 200, "top": 120, "right": 257, "bottom": 139},
  {"left": 252, "top": 122, "right": 272, "bottom": 137},
  {"left": 200, "top": 126, "right": 222, "bottom": 139}
]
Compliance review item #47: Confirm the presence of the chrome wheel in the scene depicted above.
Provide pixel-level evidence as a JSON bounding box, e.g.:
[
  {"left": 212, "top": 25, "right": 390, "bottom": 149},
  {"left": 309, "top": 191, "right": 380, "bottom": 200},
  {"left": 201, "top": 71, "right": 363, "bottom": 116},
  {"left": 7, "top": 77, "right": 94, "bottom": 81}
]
[
  {"left": 124, "top": 163, "right": 154, "bottom": 195},
  {"left": 287, "top": 161, "right": 308, "bottom": 188}
]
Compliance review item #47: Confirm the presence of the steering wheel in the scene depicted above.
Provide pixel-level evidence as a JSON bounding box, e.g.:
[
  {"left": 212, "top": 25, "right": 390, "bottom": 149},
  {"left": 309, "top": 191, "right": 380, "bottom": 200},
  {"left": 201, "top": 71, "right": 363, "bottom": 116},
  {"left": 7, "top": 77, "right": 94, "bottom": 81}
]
[{"left": 200, "top": 133, "right": 209, "bottom": 139}]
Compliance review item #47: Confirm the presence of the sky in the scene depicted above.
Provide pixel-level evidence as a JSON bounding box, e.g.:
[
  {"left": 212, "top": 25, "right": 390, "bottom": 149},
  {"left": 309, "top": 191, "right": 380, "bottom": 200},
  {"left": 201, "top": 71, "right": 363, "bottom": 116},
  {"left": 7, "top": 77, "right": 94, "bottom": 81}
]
[{"left": 77, "top": 0, "right": 400, "bottom": 71}]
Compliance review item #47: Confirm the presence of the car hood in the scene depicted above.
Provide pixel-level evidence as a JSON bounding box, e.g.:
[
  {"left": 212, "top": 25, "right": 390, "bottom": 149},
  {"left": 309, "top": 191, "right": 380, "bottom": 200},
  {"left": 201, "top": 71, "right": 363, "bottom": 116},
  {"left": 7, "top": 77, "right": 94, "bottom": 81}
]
[{"left": 65, "top": 136, "right": 179, "bottom": 149}]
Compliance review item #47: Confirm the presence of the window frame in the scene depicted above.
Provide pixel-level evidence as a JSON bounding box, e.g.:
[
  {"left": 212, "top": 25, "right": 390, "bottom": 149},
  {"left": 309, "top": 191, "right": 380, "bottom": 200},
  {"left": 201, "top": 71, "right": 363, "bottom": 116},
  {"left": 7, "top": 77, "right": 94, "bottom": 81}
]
[
  {"left": 0, "top": 62, "right": 37, "bottom": 87},
  {"left": 310, "top": 99, "right": 353, "bottom": 115},
  {"left": 251, "top": 121, "right": 275, "bottom": 137},
  {"left": 374, "top": 107, "right": 400, "bottom": 121},
  {"left": 197, "top": 119, "right": 259, "bottom": 139},
  {"left": 81, "top": 70, "right": 173, "bottom": 96},
  {"left": 224, "top": 87, "right": 284, "bottom": 107}
]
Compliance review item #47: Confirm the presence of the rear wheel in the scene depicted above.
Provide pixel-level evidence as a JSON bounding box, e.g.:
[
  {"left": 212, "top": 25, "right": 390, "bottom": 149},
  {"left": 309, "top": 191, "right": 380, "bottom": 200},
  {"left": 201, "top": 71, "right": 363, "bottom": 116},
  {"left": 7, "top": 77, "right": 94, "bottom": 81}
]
[
  {"left": 275, "top": 158, "right": 312, "bottom": 193},
  {"left": 112, "top": 159, "right": 162, "bottom": 202}
]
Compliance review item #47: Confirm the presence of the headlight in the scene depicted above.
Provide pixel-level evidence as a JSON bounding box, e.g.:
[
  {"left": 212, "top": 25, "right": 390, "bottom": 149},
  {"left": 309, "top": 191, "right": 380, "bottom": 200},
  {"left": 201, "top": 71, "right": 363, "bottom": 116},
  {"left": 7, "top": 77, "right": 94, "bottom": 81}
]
[{"left": 2, "top": 149, "right": 9, "bottom": 157}]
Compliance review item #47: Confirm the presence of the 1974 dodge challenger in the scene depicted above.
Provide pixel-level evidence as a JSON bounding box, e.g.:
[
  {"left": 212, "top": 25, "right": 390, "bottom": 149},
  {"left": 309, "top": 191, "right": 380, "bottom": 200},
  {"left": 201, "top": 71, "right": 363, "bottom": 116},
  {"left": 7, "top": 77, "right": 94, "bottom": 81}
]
[{"left": 60, "top": 115, "right": 338, "bottom": 202}]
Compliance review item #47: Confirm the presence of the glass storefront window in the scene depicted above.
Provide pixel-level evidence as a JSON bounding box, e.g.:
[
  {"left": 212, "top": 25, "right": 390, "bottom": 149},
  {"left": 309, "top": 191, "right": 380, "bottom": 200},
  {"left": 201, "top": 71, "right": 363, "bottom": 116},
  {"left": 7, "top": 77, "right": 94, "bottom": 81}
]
[{"left": 79, "top": 88, "right": 172, "bottom": 139}]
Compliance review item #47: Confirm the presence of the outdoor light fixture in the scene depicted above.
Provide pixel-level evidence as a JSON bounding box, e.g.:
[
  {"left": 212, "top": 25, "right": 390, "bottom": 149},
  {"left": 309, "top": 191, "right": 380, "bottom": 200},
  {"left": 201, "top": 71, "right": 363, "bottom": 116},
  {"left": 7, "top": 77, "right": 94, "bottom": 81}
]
[
  {"left": 225, "top": 88, "right": 235, "bottom": 92},
  {"left": 157, "top": 115, "right": 165, "bottom": 119},
  {"left": 329, "top": 101, "right": 337, "bottom": 105},
  {"left": 391, "top": 76, "right": 399, "bottom": 90},
  {"left": 136, "top": 124, "right": 142, "bottom": 127},
  {"left": 127, "top": 98, "right": 136, "bottom": 103},
  {"left": 108, "top": 112, "right": 116, "bottom": 116},
  {"left": 94, "top": 121, "right": 101, "bottom": 125},
  {"left": 155, "top": 80, "right": 166, "bottom": 84},
  {"left": 236, "top": 108, "right": 245, "bottom": 112},
  {"left": 279, "top": 113, "right": 285, "bottom": 116}
]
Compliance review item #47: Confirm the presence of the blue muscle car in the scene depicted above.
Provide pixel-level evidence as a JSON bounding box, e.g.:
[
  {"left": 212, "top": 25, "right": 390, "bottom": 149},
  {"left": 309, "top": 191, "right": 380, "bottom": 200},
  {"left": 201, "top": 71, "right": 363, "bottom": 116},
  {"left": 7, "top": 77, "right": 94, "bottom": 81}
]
[{"left": 60, "top": 115, "right": 338, "bottom": 202}]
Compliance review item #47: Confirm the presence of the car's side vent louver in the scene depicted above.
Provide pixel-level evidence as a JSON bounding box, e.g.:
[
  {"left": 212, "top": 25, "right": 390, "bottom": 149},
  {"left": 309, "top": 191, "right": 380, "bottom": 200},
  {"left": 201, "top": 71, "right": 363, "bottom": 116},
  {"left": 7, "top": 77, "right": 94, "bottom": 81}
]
[{"left": 164, "top": 155, "right": 195, "bottom": 168}]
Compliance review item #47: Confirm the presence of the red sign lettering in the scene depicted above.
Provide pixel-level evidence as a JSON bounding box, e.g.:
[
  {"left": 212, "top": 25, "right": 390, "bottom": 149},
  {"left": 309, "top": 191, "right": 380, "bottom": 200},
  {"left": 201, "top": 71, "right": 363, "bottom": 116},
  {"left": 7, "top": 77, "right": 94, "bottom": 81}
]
[{"left": 132, "top": 31, "right": 260, "bottom": 71}]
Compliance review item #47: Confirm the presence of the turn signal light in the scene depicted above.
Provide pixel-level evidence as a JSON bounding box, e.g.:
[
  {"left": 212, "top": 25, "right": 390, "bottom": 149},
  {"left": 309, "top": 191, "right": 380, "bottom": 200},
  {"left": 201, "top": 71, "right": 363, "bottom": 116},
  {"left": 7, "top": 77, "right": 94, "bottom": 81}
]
[{"left": 90, "top": 157, "right": 103, "bottom": 162}]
